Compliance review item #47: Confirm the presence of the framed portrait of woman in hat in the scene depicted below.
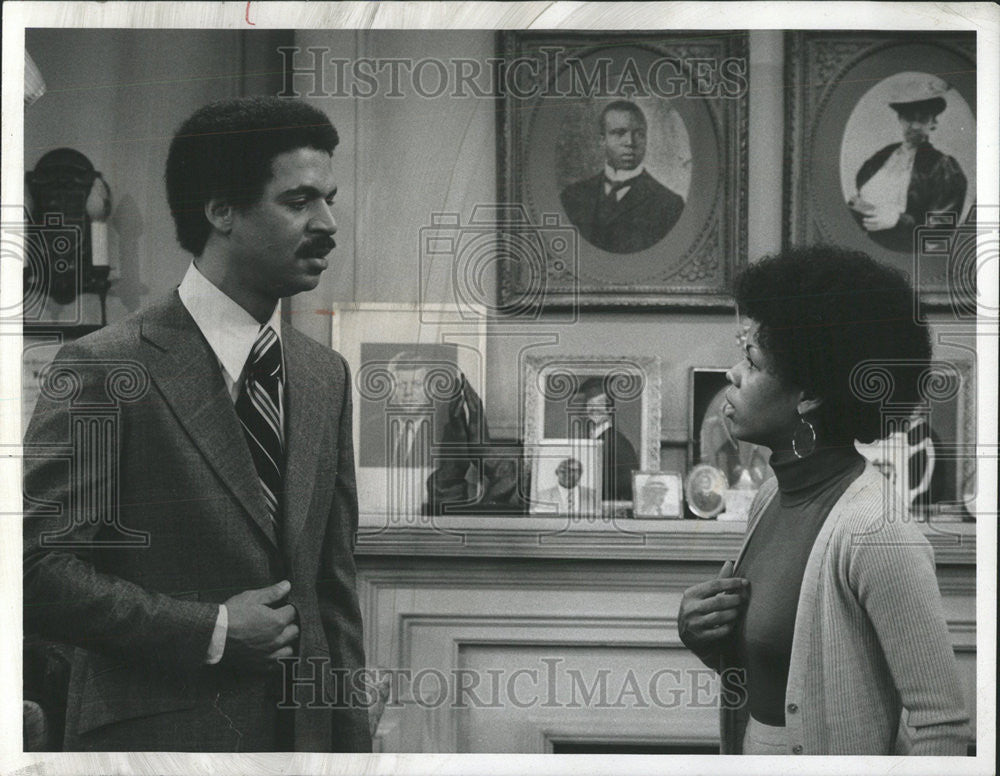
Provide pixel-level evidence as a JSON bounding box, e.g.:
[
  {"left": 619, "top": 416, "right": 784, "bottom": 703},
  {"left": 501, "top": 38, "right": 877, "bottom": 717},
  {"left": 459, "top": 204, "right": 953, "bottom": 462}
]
[{"left": 784, "top": 31, "right": 976, "bottom": 307}]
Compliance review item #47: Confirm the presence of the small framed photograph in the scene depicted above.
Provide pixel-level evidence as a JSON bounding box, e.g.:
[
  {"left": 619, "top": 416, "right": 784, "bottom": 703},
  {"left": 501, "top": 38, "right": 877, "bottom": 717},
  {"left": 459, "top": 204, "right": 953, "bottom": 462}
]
[
  {"left": 688, "top": 367, "right": 773, "bottom": 489},
  {"left": 529, "top": 439, "right": 601, "bottom": 516},
  {"left": 632, "top": 471, "right": 682, "bottom": 518},
  {"left": 685, "top": 464, "right": 728, "bottom": 519},
  {"left": 523, "top": 355, "right": 661, "bottom": 503}
]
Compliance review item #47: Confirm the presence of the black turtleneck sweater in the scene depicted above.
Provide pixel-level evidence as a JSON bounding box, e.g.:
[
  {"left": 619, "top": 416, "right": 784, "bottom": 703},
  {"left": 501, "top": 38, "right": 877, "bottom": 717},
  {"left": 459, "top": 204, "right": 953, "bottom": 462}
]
[{"left": 735, "top": 445, "right": 866, "bottom": 726}]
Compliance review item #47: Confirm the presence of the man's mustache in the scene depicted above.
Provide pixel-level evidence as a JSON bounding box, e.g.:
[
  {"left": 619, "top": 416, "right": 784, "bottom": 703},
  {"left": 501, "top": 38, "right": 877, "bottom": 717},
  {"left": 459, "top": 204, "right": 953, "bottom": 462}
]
[{"left": 297, "top": 237, "right": 336, "bottom": 257}]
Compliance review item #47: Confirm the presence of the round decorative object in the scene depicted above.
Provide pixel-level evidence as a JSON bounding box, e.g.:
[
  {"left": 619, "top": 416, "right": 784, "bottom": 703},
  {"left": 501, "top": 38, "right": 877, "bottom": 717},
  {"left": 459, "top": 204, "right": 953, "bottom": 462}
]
[{"left": 685, "top": 464, "right": 728, "bottom": 519}]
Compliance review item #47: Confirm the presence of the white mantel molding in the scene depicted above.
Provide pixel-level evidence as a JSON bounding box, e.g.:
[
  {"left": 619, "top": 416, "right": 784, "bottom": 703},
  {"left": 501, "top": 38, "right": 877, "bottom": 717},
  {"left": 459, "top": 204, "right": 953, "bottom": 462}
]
[{"left": 356, "top": 512, "right": 976, "bottom": 565}]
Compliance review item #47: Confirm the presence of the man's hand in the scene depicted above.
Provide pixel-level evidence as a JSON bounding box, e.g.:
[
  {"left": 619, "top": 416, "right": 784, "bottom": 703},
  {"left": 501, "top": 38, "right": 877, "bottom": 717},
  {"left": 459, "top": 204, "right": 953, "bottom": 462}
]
[
  {"left": 222, "top": 580, "right": 299, "bottom": 671},
  {"left": 678, "top": 560, "right": 749, "bottom": 657},
  {"left": 862, "top": 205, "right": 901, "bottom": 232}
]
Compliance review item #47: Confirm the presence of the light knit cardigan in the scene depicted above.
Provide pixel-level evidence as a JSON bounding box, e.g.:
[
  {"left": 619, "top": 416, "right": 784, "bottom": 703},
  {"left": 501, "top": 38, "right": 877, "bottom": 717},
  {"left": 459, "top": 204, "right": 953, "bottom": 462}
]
[{"left": 717, "top": 462, "right": 970, "bottom": 755}]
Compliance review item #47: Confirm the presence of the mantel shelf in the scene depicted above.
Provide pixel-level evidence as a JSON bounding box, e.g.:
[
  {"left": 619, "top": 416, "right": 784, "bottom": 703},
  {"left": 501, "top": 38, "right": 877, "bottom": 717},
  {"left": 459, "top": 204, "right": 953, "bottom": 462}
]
[{"left": 355, "top": 512, "right": 976, "bottom": 564}]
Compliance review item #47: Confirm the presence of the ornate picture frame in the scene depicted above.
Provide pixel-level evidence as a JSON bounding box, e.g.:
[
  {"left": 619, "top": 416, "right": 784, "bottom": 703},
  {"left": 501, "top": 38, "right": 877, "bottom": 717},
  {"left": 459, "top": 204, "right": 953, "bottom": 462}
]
[
  {"left": 784, "top": 31, "right": 976, "bottom": 308},
  {"left": 522, "top": 355, "right": 661, "bottom": 503},
  {"left": 497, "top": 31, "right": 748, "bottom": 309}
]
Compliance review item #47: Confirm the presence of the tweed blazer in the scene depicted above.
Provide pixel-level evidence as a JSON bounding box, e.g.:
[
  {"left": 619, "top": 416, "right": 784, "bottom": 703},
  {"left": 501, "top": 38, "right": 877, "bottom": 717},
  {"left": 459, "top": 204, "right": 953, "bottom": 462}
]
[{"left": 23, "top": 291, "right": 371, "bottom": 752}]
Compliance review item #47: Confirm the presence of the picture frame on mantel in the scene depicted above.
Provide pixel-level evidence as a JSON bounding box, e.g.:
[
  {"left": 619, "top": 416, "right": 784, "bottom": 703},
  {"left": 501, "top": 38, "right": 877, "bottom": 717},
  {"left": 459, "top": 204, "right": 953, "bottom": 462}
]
[
  {"left": 522, "top": 355, "right": 661, "bottom": 504},
  {"left": 330, "top": 303, "right": 486, "bottom": 521},
  {"left": 497, "top": 31, "right": 748, "bottom": 310},
  {"left": 784, "top": 31, "right": 976, "bottom": 308}
]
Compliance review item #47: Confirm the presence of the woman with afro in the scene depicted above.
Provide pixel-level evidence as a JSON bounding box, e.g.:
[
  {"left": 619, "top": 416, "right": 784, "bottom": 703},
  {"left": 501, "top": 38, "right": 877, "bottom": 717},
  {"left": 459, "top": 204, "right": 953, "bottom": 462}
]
[{"left": 677, "top": 245, "right": 969, "bottom": 755}]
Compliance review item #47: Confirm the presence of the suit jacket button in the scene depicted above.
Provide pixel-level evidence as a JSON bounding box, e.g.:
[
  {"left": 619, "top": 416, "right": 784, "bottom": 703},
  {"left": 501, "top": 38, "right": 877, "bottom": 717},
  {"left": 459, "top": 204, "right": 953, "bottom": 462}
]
[
  {"left": 792, "top": 744, "right": 803, "bottom": 754},
  {"left": 787, "top": 703, "right": 798, "bottom": 713}
]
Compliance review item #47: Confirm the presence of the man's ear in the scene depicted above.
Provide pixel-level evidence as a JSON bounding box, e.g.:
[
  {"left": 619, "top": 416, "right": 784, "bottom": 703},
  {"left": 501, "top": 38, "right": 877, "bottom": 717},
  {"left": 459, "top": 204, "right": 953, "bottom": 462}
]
[
  {"left": 204, "top": 198, "right": 234, "bottom": 234},
  {"left": 797, "top": 394, "right": 823, "bottom": 416}
]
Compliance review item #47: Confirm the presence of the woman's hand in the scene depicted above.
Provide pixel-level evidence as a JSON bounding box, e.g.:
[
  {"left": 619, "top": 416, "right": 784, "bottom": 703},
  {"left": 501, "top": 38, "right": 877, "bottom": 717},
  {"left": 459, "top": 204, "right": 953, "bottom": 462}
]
[
  {"left": 862, "top": 205, "right": 902, "bottom": 232},
  {"left": 678, "top": 560, "right": 749, "bottom": 656}
]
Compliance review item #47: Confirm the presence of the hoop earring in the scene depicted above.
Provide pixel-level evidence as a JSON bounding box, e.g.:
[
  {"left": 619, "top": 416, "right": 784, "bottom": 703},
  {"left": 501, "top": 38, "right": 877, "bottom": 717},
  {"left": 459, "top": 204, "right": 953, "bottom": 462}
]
[{"left": 792, "top": 416, "right": 816, "bottom": 459}]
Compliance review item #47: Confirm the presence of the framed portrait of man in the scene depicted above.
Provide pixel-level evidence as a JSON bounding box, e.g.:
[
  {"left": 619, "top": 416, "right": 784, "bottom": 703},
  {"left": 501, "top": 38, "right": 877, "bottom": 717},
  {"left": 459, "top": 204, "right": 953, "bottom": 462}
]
[
  {"left": 331, "top": 303, "right": 486, "bottom": 523},
  {"left": 523, "top": 355, "right": 661, "bottom": 504},
  {"left": 356, "top": 342, "right": 459, "bottom": 469},
  {"left": 785, "top": 31, "right": 976, "bottom": 307},
  {"left": 498, "top": 31, "right": 748, "bottom": 309},
  {"left": 529, "top": 439, "right": 602, "bottom": 516},
  {"left": 632, "top": 471, "right": 682, "bottom": 518}
]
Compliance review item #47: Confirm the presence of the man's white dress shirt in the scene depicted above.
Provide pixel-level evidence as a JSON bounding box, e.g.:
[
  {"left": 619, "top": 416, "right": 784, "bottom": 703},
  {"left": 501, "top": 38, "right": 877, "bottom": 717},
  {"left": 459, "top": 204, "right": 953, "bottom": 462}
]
[
  {"left": 178, "top": 262, "right": 284, "bottom": 664},
  {"left": 604, "top": 163, "right": 646, "bottom": 201}
]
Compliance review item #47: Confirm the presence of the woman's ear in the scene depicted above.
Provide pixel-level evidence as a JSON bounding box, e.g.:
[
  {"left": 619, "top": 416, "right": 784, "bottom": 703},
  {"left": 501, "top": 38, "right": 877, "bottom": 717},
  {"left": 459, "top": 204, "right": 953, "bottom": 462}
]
[{"left": 204, "top": 198, "right": 234, "bottom": 234}]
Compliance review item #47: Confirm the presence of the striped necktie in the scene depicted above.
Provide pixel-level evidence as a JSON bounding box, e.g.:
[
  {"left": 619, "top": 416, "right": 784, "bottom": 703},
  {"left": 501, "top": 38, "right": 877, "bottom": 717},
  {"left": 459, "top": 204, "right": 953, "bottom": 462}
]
[{"left": 236, "top": 325, "right": 284, "bottom": 528}]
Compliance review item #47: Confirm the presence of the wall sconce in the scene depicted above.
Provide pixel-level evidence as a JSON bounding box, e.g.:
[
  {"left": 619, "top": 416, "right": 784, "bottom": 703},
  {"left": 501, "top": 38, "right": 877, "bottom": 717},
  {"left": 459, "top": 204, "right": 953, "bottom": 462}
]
[{"left": 24, "top": 148, "right": 113, "bottom": 325}]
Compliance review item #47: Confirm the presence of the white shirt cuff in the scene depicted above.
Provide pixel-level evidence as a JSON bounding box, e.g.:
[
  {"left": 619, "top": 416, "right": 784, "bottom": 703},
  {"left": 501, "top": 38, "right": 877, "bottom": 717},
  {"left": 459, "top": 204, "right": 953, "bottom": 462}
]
[{"left": 204, "top": 604, "right": 228, "bottom": 664}]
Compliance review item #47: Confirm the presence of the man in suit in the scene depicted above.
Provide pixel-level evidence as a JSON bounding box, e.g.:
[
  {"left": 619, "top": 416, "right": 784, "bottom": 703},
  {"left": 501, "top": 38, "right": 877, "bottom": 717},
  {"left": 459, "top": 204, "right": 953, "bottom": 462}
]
[
  {"left": 23, "top": 97, "right": 371, "bottom": 752},
  {"left": 535, "top": 458, "right": 599, "bottom": 516},
  {"left": 560, "top": 100, "right": 685, "bottom": 254},
  {"left": 575, "top": 378, "right": 639, "bottom": 502},
  {"left": 359, "top": 351, "right": 439, "bottom": 468},
  {"left": 847, "top": 75, "right": 967, "bottom": 253},
  {"left": 636, "top": 478, "right": 671, "bottom": 517}
]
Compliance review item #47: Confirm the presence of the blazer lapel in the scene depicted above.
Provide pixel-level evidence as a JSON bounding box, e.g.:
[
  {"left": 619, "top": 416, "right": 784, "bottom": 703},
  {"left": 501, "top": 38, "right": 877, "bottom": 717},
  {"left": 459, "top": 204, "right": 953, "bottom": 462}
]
[
  {"left": 281, "top": 329, "right": 336, "bottom": 556},
  {"left": 140, "top": 293, "right": 279, "bottom": 549}
]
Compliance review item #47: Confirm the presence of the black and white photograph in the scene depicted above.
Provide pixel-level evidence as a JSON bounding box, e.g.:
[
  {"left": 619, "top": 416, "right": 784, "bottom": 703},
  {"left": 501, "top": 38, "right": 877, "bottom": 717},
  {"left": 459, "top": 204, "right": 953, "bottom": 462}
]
[
  {"left": 528, "top": 440, "right": 602, "bottom": 516},
  {"left": 842, "top": 71, "right": 975, "bottom": 253},
  {"left": 1, "top": 4, "right": 995, "bottom": 776},
  {"left": 684, "top": 463, "right": 728, "bottom": 519},
  {"left": 357, "top": 342, "right": 459, "bottom": 469},
  {"left": 557, "top": 97, "right": 689, "bottom": 254},
  {"left": 523, "top": 355, "right": 661, "bottom": 504},
  {"left": 632, "top": 471, "right": 683, "bottom": 518},
  {"left": 498, "top": 30, "right": 748, "bottom": 308},
  {"left": 329, "top": 302, "right": 486, "bottom": 520},
  {"left": 785, "top": 30, "right": 978, "bottom": 306}
]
